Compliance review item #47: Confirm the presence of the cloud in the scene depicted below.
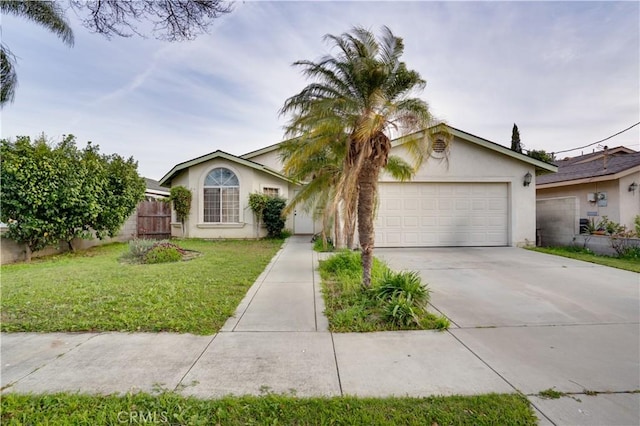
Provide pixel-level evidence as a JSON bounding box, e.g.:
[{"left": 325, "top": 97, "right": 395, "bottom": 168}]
[{"left": 1, "top": 1, "right": 638, "bottom": 178}]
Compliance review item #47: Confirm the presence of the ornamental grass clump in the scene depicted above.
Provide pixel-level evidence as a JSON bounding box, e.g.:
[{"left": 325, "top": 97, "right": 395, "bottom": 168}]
[{"left": 374, "top": 270, "right": 431, "bottom": 327}]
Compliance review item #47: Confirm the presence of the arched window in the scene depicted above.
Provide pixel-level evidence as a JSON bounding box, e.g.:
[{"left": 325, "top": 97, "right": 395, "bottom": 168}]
[{"left": 203, "top": 168, "right": 239, "bottom": 223}]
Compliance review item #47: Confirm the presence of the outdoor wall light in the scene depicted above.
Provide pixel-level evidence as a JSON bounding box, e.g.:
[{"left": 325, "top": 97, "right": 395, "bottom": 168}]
[
  {"left": 523, "top": 172, "right": 532, "bottom": 187},
  {"left": 629, "top": 182, "right": 638, "bottom": 193}
]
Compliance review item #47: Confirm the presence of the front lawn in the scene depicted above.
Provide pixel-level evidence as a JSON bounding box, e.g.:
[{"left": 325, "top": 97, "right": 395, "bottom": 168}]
[
  {"left": 1, "top": 239, "right": 283, "bottom": 334},
  {"left": 528, "top": 246, "right": 640, "bottom": 273},
  {"left": 1, "top": 392, "right": 537, "bottom": 425}
]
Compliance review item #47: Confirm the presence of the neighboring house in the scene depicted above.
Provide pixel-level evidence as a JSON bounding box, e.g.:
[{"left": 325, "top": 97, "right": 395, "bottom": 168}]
[
  {"left": 536, "top": 147, "right": 640, "bottom": 243},
  {"left": 144, "top": 177, "right": 170, "bottom": 200},
  {"left": 160, "top": 126, "right": 556, "bottom": 247}
]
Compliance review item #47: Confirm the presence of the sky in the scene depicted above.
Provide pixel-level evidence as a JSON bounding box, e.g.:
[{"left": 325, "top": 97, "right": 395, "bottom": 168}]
[{"left": 1, "top": 1, "right": 638, "bottom": 181}]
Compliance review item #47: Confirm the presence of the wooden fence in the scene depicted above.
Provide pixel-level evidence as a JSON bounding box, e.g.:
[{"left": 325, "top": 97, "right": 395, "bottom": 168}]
[{"left": 137, "top": 200, "right": 171, "bottom": 240}]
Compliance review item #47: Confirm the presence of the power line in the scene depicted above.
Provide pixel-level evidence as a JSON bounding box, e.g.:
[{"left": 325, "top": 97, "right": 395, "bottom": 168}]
[{"left": 553, "top": 121, "right": 640, "bottom": 155}]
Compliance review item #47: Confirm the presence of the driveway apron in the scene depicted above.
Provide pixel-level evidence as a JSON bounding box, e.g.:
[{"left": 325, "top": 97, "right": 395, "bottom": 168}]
[{"left": 377, "top": 246, "right": 640, "bottom": 426}]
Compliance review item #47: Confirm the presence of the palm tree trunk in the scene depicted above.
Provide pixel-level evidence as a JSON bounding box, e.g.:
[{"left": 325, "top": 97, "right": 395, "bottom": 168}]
[
  {"left": 334, "top": 209, "right": 343, "bottom": 249},
  {"left": 357, "top": 160, "right": 381, "bottom": 288}
]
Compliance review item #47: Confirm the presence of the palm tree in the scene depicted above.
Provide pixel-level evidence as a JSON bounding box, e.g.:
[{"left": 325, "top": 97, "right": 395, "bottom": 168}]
[
  {"left": 281, "top": 26, "right": 446, "bottom": 287},
  {"left": 1, "top": 1, "right": 74, "bottom": 107},
  {"left": 280, "top": 125, "right": 416, "bottom": 251}
]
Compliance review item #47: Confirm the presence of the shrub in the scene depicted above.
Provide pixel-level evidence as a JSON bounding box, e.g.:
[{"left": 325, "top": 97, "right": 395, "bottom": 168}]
[
  {"left": 122, "top": 239, "right": 186, "bottom": 264},
  {"left": 373, "top": 270, "right": 429, "bottom": 307},
  {"left": 144, "top": 244, "right": 182, "bottom": 264},
  {"left": 170, "top": 186, "right": 192, "bottom": 235},
  {"left": 263, "top": 197, "right": 287, "bottom": 238},
  {"left": 635, "top": 215, "right": 640, "bottom": 235},
  {"left": 125, "top": 239, "right": 158, "bottom": 261}
]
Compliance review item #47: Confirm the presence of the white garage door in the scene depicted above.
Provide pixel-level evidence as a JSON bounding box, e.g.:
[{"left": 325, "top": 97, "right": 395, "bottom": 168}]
[{"left": 375, "top": 182, "right": 508, "bottom": 247}]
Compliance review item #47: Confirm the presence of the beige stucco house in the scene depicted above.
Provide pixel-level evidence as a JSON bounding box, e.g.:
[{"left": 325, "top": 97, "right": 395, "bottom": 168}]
[
  {"left": 537, "top": 147, "right": 640, "bottom": 234},
  {"left": 159, "top": 126, "right": 556, "bottom": 246}
]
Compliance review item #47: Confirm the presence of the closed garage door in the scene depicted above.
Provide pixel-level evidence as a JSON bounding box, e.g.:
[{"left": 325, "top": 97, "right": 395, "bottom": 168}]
[{"left": 375, "top": 182, "right": 508, "bottom": 247}]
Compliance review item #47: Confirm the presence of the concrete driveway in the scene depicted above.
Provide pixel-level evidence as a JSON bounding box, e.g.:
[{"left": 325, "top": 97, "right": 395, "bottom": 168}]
[{"left": 376, "top": 247, "right": 640, "bottom": 425}]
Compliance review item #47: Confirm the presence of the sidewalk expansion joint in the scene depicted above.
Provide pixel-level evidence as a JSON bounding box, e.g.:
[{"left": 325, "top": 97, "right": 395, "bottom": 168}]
[
  {"left": 1, "top": 332, "right": 101, "bottom": 392},
  {"left": 454, "top": 321, "right": 640, "bottom": 330},
  {"left": 329, "top": 332, "right": 344, "bottom": 396},
  {"left": 448, "top": 330, "right": 559, "bottom": 425},
  {"left": 312, "top": 251, "right": 318, "bottom": 332},
  {"left": 174, "top": 333, "right": 218, "bottom": 392}
]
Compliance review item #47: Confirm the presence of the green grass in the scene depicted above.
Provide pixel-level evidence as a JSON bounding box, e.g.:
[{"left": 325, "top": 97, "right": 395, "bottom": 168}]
[
  {"left": 529, "top": 246, "right": 640, "bottom": 273},
  {"left": 312, "top": 237, "right": 335, "bottom": 252},
  {"left": 537, "top": 388, "right": 565, "bottom": 399},
  {"left": 1, "top": 239, "right": 283, "bottom": 334},
  {"left": 320, "top": 250, "right": 450, "bottom": 332},
  {"left": 0, "top": 392, "right": 537, "bottom": 425}
]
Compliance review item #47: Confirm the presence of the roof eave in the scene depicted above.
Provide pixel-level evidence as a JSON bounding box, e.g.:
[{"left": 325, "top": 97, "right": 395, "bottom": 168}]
[
  {"left": 159, "top": 150, "right": 295, "bottom": 187},
  {"left": 537, "top": 165, "right": 640, "bottom": 189},
  {"left": 392, "top": 125, "right": 558, "bottom": 173}
]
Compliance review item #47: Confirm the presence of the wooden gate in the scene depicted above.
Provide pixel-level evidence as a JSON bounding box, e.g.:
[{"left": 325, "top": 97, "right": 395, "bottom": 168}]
[{"left": 137, "top": 200, "right": 171, "bottom": 239}]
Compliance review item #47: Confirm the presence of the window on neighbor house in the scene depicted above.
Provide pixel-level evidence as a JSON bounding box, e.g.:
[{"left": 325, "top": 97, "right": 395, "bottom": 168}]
[
  {"left": 203, "top": 168, "right": 239, "bottom": 222},
  {"left": 263, "top": 187, "right": 279, "bottom": 197}
]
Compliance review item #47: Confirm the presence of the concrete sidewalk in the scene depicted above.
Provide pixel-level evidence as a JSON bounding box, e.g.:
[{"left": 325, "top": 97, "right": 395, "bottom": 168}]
[{"left": 2, "top": 236, "right": 638, "bottom": 425}]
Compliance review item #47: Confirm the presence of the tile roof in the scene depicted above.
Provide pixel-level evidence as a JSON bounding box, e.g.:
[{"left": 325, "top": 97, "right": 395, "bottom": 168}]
[{"left": 537, "top": 149, "right": 640, "bottom": 185}]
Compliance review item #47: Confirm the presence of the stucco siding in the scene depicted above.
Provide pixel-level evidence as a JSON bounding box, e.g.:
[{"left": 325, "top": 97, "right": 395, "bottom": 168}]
[
  {"left": 244, "top": 150, "right": 282, "bottom": 172},
  {"left": 383, "top": 137, "right": 536, "bottom": 246},
  {"left": 619, "top": 171, "right": 640, "bottom": 229},
  {"left": 536, "top": 179, "right": 638, "bottom": 229},
  {"left": 170, "top": 159, "right": 294, "bottom": 239}
]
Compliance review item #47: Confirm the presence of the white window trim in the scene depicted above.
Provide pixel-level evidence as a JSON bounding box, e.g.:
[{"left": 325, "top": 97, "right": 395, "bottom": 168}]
[{"left": 200, "top": 165, "right": 242, "bottom": 224}]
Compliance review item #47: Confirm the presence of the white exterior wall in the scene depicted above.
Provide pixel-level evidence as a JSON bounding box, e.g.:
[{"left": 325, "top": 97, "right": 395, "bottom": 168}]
[
  {"left": 170, "top": 159, "right": 292, "bottom": 239},
  {"left": 619, "top": 171, "right": 640, "bottom": 230},
  {"left": 244, "top": 150, "right": 283, "bottom": 172},
  {"left": 384, "top": 137, "right": 537, "bottom": 246}
]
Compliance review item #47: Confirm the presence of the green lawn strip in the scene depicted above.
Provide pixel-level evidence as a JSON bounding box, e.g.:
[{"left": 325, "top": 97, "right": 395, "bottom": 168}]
[
  {"left": 528, "top": 247, "right": 640, "bottom": 273},
  {"left": 1, "top": 392, "right": 537, "bottom": 425},
  {"left": 319, "top": 251, "right": 449, "bottom": 332},
  {"left": 1, "top": 239, "right": 283, "bottom": 334}
]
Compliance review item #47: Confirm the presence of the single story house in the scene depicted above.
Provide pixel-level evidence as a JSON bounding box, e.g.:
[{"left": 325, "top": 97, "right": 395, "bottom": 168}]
[
  {"left": 536, "top": 146, "right": 640, "bottom": 236},
  {"left": 159, "top": 126, "right": 557, "bottom": 247}
]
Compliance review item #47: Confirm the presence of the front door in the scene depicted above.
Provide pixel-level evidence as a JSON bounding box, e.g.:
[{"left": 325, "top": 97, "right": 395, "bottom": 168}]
[{"left": 293, "top": 191, "right": 315, "bottom": 234}]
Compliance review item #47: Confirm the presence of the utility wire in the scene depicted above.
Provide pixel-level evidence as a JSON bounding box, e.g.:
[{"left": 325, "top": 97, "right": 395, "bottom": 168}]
[{"left": 553, "top": 121, "right": 640, "bottom": 155}]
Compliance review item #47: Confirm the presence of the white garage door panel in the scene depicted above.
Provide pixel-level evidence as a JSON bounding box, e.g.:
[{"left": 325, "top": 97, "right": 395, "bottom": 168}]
[{"left": 375, "top": 182, "right": 508, "bottom": 247}]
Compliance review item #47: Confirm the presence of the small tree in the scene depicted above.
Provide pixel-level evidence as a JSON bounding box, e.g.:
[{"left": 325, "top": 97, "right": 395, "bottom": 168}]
[
  {"left": 248, "top": 192, "right": 269, "bottom": 239},
  {"left": 262, "top": 197, "right": 287, "bottom": 238},
  {"left": 527, "top": 149, "right": 555, "bottom": 163},
  {"left": 169, "top": 186, "right": 192, "bottom": 237},
  {"left": 510, "top": 123, "right": 523, "bottom": 153}
]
